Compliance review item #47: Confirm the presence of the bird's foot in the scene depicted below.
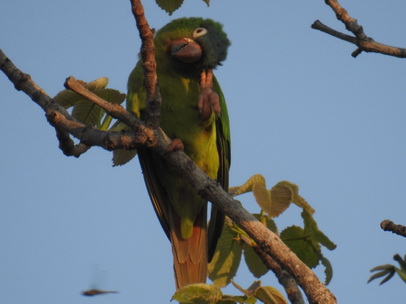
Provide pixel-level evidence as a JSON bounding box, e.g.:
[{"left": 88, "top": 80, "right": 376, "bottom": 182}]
[
  {"left": 166, "top": 138, "right": 184, "bottom": 153},
  {"left": 198, "top": 69, "right": 221, "bottom": 120}
]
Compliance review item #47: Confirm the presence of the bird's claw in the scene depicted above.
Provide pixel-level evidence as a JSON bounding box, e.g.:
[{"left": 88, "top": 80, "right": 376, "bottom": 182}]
[
  {"left": 166, "top": 138, "right": 184, "bottom": 153},
  {"left": 198, "top": 69, "right": 221, "bottom": 120}
]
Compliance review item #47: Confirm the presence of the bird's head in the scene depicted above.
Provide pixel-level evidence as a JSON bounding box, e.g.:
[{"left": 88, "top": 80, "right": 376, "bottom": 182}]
[{"left": 155, "top": 18, "right": 231, "bottom": 74}]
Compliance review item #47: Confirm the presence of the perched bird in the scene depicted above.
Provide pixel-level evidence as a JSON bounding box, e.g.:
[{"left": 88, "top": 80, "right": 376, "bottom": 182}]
[{"left": 126, "top": 17, "right": 231, "bottom": 289}]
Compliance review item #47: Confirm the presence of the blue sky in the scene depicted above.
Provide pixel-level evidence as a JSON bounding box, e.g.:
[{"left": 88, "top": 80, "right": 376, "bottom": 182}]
[{"left": 1, "top": 1, "right": 406, "bottom": 303}]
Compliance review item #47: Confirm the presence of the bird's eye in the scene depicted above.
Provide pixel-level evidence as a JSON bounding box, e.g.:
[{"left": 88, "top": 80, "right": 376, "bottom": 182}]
[{"left": 193, "top": 27, "right": 207, "bottom": 38}]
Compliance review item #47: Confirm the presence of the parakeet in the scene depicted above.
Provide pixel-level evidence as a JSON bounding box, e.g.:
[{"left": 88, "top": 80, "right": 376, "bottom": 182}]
[{"left": 126, "top": 17, "right": 231, "bottom": 289}]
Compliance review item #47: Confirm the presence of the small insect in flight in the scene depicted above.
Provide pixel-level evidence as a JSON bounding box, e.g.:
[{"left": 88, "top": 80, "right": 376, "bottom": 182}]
[
  {"left": 81, "top": 265, "right": 118, "bottom": 297},
  {"left": 82, "top": 289, "right": 118, "bottom": 296}
]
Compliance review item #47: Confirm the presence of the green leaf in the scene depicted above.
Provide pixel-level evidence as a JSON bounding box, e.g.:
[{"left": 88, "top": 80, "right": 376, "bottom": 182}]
[
  {"left": 321, "top": 257, "right": 333, "bottom": 285},
  {"left": 68, "top": 87, "right": 125, "bottom": 127},
  {"left": 172, "top": 284, "right": 222, "bottom": 304},
  {"left": 368, "top": 259, "right": 406, "bottom": 285},
  {"left": 155, "top": 0, "right": 184, "bottom": 15},
  {"left": 252, "top": 180, "right": 272, "bottom": 215},
  {"left": 54, "top": 89, "right": 89, "bottom": 108},
  {"left": 71, "top": 99, "right": 104, "bottom": 126},
  {"left": 280, "top": 226, "right": 320, "bottom": 268},
  {"left": 268, "top": 184, "right": 292, "bottom": 217},
  {"left": 394, "top": 254, "right": 406, "bottom": 271},
  {"left": 395, "top": 268, "right": 406, "bottom": 283},
  {"left": 112, "top": 149, "right": 137, "bottom": 167},
  {"left": 274, "top": 181, "right": 314, "bottom": 214},
  {"left": 85, "top": 77, "right": 109, "bottom": 90},
  {"left": 301, "top": 208, "right": 316, "bottom": 233},
  {"left": 302, "top": 210, "right": 336, "bottom": 250},
  {"left": 100, "top": 114, "right": 113, "bottom": 131},
  {"left": 254, "top": 286, "right": 288, "bottom": 304},
  {"left": 230, "top": 175, "right": 291, "bottom": 217},
  {"left": 243, "top": 244, "right": 269, "bottom": 278},
  {"left": 54, "top": 77, "right": 125, "bottom": 129},
  {"left": 313, "top": 230, "right": 337, "bottom": 251},
  {"left": 368, "top": 264, "right": 396, "bottom": 284},
  {"left": 230, "top": 174, "right": 266, "bottom": 196},
  {"left": 281, "top": 212, "right": 335, "bottom": 284},
  {"left": 230, "top": 175, "right": 314, "bottom": 218},
  {"left": 208, "top": 225, "right": 242, "bottom": 287},
  {"left": 94, "top": 88, "right": 126, "bottom": 105},
  {"left": 54, "top": 77, "right": 110, "bottom": 108}
]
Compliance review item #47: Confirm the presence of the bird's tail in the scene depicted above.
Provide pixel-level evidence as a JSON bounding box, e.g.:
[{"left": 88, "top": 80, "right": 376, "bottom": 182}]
[{"left": 169, "top": 205, "right": 208, "bottom": 289}]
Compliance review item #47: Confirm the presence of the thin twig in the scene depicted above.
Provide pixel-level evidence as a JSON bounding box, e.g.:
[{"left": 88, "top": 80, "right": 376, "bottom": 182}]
[
  {"left": 55, "top": 127, "right": 90, "bottom": 157},
  {"left": 313, "top": 0, "right": 406, "bottom": 58},
  {"left": 311, "top": 20, "right": 356, "bottom": 44}
]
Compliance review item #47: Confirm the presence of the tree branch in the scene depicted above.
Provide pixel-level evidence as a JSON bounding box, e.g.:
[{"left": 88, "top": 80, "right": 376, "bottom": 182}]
[
  {"left": 0, "top": 49, "right": 161, "bottom": 155},
  {"left": 64, "top": 77, "right": 143, "bottom": 134},
  {"left": 130, "top": 0, "right": 161, "bottom": 128},
  {"left": 240, "top": 234, "right": 305, "bottom": 304},
  {"left": 381, "top": 220, "right": 406, "bottom": 238},
  {"left": 312, "top": 0, "right": 406, "bottom": 58}
]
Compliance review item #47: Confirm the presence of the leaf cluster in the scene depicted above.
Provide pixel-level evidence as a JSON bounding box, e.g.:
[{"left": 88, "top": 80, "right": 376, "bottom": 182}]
[
  {"left": 54, "top": 77, "right": 125, "bottom": 130},
  {"left": 208, "top": 174, "right": 336, "bottom": 290},
  {"left": 368, "top": 254, "right": 406, "bottom": 285},
  {"left": 172, "top": 282, "right": 287, "bottom": 304}
]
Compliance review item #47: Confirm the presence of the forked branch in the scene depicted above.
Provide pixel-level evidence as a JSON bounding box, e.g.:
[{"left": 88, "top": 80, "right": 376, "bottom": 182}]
[{"left": 312, "top": 0, "right": 406, "bottom": 58}]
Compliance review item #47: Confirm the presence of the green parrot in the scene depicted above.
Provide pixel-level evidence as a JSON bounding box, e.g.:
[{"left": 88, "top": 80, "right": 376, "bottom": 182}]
[{"left": 126, "top": 17, "right": 231, "bottom": 289}]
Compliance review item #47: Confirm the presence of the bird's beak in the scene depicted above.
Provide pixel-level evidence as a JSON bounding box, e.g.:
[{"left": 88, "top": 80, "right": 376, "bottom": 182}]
[{"left": 170, "top": 38, "right": 202, "bottom": 63}]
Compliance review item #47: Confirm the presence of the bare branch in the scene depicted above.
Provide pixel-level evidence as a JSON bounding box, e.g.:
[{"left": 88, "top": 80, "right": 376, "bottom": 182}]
[
  {"left": 54, "top": 127, "right": 91, "bottom": 157},
  {"left": 0, "top": 49, "right": 88, "bottom": 156},
  {"left": 0, "top": 50, "right": 69, "bottom": 115},
  {"left": 130, "top": 0, "right": 161, "bottom": 128},
  {"left": 311, "top": 20, "right": 356, "bottom": 45},
  {"left": 381, "top": 220, "right": 406, "bottom": 238},
  {"left": 313, "top": 0, "right": 406, "bottom": 58}
]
